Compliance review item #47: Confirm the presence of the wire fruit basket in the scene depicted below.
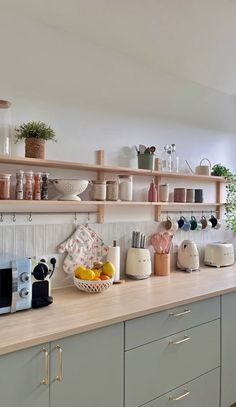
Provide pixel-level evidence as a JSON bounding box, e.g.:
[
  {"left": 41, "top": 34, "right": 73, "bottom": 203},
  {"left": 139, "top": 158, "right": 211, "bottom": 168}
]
[{"left": 73, "top": 276, "right": 113, "bottom": 293}]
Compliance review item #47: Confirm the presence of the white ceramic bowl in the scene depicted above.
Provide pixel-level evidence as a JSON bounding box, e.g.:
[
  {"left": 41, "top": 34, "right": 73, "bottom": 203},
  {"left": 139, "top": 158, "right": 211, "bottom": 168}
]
[{"left": 50, "top": 179, "right": 89, "bottom": 200}]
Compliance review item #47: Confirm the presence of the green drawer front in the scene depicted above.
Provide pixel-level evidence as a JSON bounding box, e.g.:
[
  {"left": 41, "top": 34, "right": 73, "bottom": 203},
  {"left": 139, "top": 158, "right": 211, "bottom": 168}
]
[
  {"left": 125, "top": 319, "right": 220, "bottom": 407},
  {"left": 125, "top": 296, "right": 220, "bottom": 350},
  {"left": 144, "top": 368, "right": 220, "bottom": 407}
]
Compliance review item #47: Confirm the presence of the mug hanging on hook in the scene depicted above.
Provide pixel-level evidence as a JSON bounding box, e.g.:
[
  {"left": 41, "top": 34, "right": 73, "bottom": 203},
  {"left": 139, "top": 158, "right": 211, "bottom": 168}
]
[
  {"left": 12, "top": 212, "right": 16, "bottom": 222},
  {"left": 28, "top": 212, "right": 32, "bottom": 222},
  {"left": 0, "top": 213, "right": 3, "bottom": 223}
]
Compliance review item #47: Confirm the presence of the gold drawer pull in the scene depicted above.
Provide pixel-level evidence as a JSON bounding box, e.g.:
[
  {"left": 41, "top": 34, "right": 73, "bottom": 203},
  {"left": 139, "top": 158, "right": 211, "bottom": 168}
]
[
  {"left": 169, "top": 309, "right": 191, "bottom": 317},
  {"left": 169, "top": 389, "right": 190, "bottom": 401},
  {"left": 169, "top": 335, "right": 191, "bottom": 345},
  {"left": 55, "top": 345, "right": 63, "bottom": 382},
  {"left": 40, "top": 348, "right": 49, "bottom": 385}
]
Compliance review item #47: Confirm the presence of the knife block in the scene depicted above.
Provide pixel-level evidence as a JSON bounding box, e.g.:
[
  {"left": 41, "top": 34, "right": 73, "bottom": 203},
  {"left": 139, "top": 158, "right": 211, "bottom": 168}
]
[{"left": 126, "top": 248, "right": 152, "bottom": 280}]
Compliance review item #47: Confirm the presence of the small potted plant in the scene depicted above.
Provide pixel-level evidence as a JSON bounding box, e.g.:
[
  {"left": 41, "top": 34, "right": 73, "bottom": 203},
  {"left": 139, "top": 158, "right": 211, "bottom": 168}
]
[{"left": 15, "top": 121, "right": 56, "bottom": 159}]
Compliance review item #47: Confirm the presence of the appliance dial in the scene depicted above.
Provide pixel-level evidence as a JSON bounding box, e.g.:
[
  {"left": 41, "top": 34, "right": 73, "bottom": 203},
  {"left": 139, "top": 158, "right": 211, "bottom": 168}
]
[
  {"left": 19, "top": 288, "right": 30, "bottom": 298},
  {"left": 20, "top": 272, "right": 30, "bottom": 283}
]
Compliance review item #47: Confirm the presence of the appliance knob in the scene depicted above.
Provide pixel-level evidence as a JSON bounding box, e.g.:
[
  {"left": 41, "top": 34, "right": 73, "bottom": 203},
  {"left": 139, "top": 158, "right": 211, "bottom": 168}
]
[
  {"left": 19, "top": 288, "right": 30, "bottom": 298},
  {"left": 20, "top": 272, "right": 30, "bottom": 283}
]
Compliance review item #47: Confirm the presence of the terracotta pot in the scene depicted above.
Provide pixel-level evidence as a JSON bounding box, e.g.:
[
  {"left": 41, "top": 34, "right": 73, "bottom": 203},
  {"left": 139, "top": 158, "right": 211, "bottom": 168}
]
[{"left": 25, "top": 138, "right": 45, "bottom": 159}]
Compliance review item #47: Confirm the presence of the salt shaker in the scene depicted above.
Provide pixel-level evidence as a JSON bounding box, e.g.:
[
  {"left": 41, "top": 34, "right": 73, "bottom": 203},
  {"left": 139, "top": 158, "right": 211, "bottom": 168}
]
[
  {"left": 34, "top": 172, "right": 41, "bottom": 200},
  {"left": 41, "top": 173, "right": 49, "bottom": 200}
]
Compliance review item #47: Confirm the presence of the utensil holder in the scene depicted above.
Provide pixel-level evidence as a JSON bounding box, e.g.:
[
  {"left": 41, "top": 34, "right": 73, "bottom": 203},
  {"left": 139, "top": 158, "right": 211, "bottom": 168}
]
[
  {"left": 154, "top": 253, "right": 170, "bottom": 276},
  {"left": 138, "top": 154, "right": 155, "bottom": 170}
]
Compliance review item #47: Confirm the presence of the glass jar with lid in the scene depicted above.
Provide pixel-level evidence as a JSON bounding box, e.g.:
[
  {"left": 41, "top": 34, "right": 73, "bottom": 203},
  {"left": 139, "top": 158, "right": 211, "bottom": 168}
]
[
  {"left": 0, "top": 100, "right": 12, "bottom": 156},
  {"left": 118, "top": 175, "right": 133, "bottom": 201},
  {"left": 106, "top": 180, "right": 119, "bottom": 201},
  {"left": 0, "top": 173, "right": 11, "bottom": 199},
  {"left": 90, "top": 180, "right": 107, "bottom": 201}
]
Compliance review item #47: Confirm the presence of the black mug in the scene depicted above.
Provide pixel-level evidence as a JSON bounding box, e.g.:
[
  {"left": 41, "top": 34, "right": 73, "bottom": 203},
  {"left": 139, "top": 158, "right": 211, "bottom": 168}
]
[
  {"left": 195, "top": 189, "right": 203, "bottom": 203},
  {"left": 209, "top": 215, "right": 217, "bottom": 228}
]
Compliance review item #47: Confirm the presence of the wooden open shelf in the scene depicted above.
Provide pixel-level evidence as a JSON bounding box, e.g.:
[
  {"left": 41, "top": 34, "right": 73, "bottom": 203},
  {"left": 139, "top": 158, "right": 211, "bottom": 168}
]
[
  {"left": 0, "top": 154, "right": 224, "bottom": 181},
  {"left": 0, "top": 151, "right": 225, "bottom": 222}
]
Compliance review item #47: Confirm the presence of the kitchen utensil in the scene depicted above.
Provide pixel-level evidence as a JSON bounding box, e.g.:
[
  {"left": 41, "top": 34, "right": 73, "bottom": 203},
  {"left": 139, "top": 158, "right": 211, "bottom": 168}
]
[
  {"left": 204, "top": 243, "right": 234, "bottom": 267},
  {"left": 50, "top": 179, "right": 89, "bottom": 201},
  {"left": 177, "top": 240, "right": 199, "bottom": 272},
  {"left": 126, "top": 248, "right": 152, "bottom": 279},
  {"left": 139, "top": 144, "right": 146, "bottom": 154},
  {"left": 195, "top": 158, "right": 212, "bottom": 176}
]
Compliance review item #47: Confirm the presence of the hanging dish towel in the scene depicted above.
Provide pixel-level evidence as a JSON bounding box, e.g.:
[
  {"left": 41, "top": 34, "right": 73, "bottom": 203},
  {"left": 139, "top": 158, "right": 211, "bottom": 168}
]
[{"left": 57, "top": 225, "right": 108, "bottom": 274}]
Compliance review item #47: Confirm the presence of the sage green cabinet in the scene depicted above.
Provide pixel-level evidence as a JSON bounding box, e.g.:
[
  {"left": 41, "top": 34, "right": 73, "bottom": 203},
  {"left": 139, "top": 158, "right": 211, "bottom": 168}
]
[
  {"left": 221, "top": 292, "right": 236, "bottom": 407},
  {"left": 0, "top": 343, "right": 49, "bottom": 407},
  {"left": 50, "top": 323, "right": 124, "bottom": 407},
  {"left": 0, "top": 323, "right": 124, "bottom": 407}
]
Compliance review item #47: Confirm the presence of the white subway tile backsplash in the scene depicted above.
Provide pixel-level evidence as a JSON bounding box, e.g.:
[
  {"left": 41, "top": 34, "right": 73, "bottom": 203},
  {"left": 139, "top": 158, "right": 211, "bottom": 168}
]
[{"left": 0, "top": 219, "right": 234, "bottom": 288}]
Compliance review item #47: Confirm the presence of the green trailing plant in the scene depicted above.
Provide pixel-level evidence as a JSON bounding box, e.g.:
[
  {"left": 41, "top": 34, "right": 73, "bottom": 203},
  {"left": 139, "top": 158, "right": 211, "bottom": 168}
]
[
  {"left": 15, "top": 121, "right": 56, "bottom": 142},
  {"left": 212, "top": 163, "right": 236, "bottom": 233}
]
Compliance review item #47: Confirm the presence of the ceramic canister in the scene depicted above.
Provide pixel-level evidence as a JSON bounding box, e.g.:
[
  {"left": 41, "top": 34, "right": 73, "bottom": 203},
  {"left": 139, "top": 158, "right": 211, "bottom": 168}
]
[{"left": 174, "top": 188, "right": 186, "bottom": 203}]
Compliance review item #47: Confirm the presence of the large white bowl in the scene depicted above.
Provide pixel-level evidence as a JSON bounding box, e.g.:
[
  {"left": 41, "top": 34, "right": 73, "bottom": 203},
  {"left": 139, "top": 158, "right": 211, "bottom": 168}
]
[{"left": 50, "top": 179, "right": 89, "bottom": 200}]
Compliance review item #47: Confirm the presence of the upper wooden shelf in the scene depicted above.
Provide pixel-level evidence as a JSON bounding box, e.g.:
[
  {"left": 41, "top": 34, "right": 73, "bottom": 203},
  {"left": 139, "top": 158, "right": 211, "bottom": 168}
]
[{"left": 0, "top": 155, "right": 224, "bottom": 182}]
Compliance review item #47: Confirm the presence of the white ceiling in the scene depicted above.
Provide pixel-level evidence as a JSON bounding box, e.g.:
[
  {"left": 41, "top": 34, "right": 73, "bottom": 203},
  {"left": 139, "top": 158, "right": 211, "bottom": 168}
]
[{"left": 2, "top": 0, "right": 236, "bottom": 95}]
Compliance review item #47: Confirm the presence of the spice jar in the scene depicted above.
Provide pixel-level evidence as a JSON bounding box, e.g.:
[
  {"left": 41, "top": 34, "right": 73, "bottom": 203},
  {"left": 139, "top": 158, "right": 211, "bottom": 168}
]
[
  {"left": 118, "top": 175, "right": 133, "bottom": 201},
  {"left": 0, "top": 173, "right": 11, "bottom": 199},
  {"left": 34, "top": 172, "right": 41, "bottom": 200},
  {"left": 41, "top": 173, "right": 49, "bottom": 200},
  {"left": 15, "top": 170, "right": 24, "bottom": 200},
  {"left": 25, "top": 171, "right": 34, "bottom": 200},
  {"left": 106, "top": 180, "right": 119, "bottom": 201},
  {"left": 91, "top": 180, "right": 106, "bottom": 201}
]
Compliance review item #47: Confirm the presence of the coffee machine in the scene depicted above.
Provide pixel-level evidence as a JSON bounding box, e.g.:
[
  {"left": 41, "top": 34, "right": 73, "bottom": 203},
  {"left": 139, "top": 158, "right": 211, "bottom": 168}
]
[{"left": 31, "top": 258, "right": 56, "bottom": 308}]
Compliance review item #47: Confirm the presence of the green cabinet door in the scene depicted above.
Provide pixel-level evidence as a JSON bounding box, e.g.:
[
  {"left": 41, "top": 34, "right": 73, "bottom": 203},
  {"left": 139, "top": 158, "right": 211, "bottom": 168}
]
[
  {"left": 221, "top": 292, "right": 236, "bottom": 407},
  {"left": 50, "top": 323, "right": 124, "bottom": 407},
  {"left": 0, "top": 344, "right": 49, "bottom": 407}
]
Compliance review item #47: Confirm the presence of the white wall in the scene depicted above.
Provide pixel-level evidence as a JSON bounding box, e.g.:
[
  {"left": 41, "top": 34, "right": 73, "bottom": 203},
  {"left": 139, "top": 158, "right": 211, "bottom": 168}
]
[{"left": 0, "top": 7, "right": 235, "bottom": 287}]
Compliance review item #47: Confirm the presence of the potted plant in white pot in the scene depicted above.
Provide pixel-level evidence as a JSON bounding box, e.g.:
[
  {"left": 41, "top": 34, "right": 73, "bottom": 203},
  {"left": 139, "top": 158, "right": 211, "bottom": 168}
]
[{"left": 15, "top": 121, "right": 56, "bottom": 159}]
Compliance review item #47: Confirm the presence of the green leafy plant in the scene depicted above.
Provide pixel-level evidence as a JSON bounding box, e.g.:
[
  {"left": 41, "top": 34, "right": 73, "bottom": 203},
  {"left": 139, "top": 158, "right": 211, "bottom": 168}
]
[
  {"left": 212, "top": 163, "right": 236, "bottom": 233},
  {"left": 15, "top": 121, "right": 56, "bottom": 142}
]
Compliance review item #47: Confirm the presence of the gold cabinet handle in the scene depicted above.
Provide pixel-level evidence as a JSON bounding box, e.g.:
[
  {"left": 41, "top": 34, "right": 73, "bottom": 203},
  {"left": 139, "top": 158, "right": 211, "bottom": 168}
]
[
  {"left": 169, "top": 389, "right": 190, "bottom": 401},
  {"left": 40, "top": 348, "right": 49, "bottom": 385},
  {"left": 169, "top": 309, "right": 191, "bottom": 317},
  {"left": 169, "top": 335, "right": 191, "bottom": 345},
  {"left": 55, "top": 345, "right": 63, "bottom": 382}
]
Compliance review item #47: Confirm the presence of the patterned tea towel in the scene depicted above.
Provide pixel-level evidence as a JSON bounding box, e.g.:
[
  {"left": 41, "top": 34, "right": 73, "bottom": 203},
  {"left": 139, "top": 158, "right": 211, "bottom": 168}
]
[{"left": 57, "top": 224, "right": 108, "bottom": 274}]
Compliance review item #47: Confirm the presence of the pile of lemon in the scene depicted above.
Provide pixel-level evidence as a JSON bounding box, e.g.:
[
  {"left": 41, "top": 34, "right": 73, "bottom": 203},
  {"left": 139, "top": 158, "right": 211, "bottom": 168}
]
[{"left": 74, "top": 261, "right": 115, "bottom": 281}]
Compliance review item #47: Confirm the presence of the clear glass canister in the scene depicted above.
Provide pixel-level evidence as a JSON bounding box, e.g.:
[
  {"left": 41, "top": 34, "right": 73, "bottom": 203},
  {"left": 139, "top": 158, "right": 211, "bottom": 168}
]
[
  {"left": 118, "top": 175, "right": 133, "bottom": 201},
  {"left": 106, "top": 180, "right": 119, "bottom": 201},
  {"left": 0, "top": 173, "right": 11, "bottom": 199},
  {"left": 91, "top": 180, "right": 106, "bottom": 201},
  {"left": 0, "top": 100, "right": 12, "bottom": 156}
]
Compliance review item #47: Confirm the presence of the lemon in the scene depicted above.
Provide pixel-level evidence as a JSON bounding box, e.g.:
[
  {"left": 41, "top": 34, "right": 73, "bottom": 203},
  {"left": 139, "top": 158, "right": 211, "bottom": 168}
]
[
  {"left": 102, "top": 261, "right": 115, "bottom": 278},
  {"left": 74, "top": 265, "right": 87, "bottom": 278},
  {"left": 79, "top": 269, "right": 96, "bottom": 280},
  {"left": 92, "top": 269, "right": 101, "bottom": 278}
]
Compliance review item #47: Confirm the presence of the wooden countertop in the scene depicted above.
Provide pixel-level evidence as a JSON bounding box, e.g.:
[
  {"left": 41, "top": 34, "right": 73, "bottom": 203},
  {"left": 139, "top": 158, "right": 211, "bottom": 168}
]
[{"left": 1, "top": 265, "right": 236, "bottom": 356}]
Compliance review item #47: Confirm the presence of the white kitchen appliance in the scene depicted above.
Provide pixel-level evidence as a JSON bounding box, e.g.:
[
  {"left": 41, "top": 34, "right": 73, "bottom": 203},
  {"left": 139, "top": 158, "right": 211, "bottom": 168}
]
[
  {"left": 126, "top": 248, "right": 152, "bottom": 279},
  {"left": 204, "top": 243, "right": 235, "bottom": 268},
  {"left": 177, "top": 240, "right": 199, "bottom": 272}
]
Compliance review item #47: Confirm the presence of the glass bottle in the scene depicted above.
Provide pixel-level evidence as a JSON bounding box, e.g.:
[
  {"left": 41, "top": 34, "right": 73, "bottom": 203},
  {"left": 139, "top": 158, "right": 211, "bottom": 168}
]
[
  {"left": 171, "top": 144, "right": 179, "bottom": 173},
  {"left": 91, "top": 180, "right": 107, "bottom": 201},
  {"left": 0, "top": 100, "right": 12, "bottom": 156},
  {"left": 25, "top": 171, "right": 34, "bottom": 200},
  {"left": 41, "top": 173, "right": 49, "bottom": 200},
  {"left": 34, "top": 172, "right": 41, "bottom": 200},
  {"left": 106, "top": 180, "right": 119, "bottom": 201},
  {"left": 161, "top": 145, "right": 172, "bottom": 172},
  {"left": 15, "top": 170, "right": 24, "bottom": 200},
  {"left": 148, "top": 179, "right": 157, "bottom": 202},
  {"left": 0, "top": 173, "right": 11, "bottom": 199}
]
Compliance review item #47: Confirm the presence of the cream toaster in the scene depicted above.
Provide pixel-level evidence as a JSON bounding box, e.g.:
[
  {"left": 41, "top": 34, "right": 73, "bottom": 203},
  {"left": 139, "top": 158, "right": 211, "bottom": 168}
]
[{"left": 204, "top": 243, "right": 234, "bottom": 268}]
